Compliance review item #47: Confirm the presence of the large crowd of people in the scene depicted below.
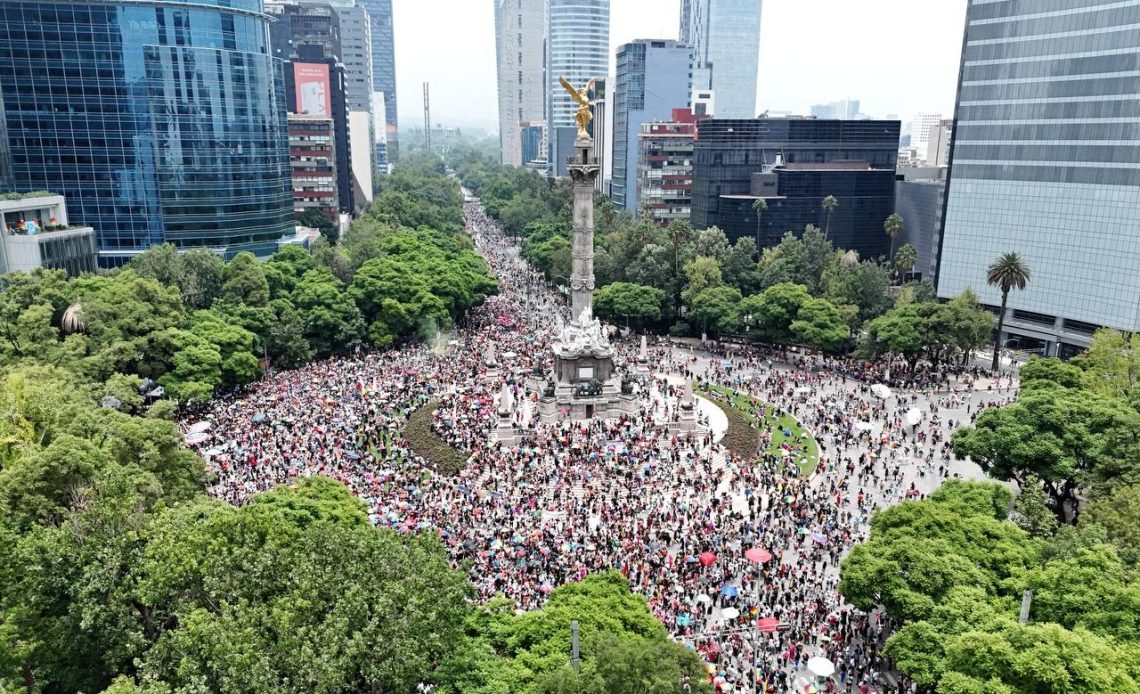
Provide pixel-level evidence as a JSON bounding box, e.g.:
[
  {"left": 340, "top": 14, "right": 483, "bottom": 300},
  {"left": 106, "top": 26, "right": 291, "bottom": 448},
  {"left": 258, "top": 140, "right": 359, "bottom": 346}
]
[{"left": 182, "top": 202, "right": 1017, "bottom": 693}]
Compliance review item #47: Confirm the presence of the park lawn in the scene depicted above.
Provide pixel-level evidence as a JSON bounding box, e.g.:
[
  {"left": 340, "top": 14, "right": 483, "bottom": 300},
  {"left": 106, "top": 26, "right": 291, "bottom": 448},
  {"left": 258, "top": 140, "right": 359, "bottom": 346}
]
[
  {"left": 402, "top": 399, "right": 471, "bottom": 474},
  {"left": 703, "top": 383, "right": 819, "bottom": 476}
]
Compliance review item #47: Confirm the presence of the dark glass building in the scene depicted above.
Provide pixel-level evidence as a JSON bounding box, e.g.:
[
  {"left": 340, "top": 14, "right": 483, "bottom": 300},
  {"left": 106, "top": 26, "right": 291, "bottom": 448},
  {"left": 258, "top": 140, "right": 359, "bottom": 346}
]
[
  {"left": 691, "top": 118, "right": 899, "bottom": 254},
  {"left": 0, "top": 0, "right": 295, "bottom": 264},
  {"left": 716, "top": 163, "right": 898, "bottom": 259}
]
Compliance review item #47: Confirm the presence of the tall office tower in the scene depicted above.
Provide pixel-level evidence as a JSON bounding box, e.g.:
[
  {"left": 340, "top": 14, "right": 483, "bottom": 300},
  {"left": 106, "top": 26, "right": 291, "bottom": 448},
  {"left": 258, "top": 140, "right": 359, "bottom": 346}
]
[
  {"left": 358, "top": 0, "right": 398, "bottom": 158},
  {"left": 679, "top": 0, "right": 761, "bottom": 119},
  {"left": 547, "top": 0, "right": 610, "bottom": 176},
  {"left": 937, "top": 0, "right": 1140, "bottom": 358},
  {"left": 0, "top": 0, "right": 294, "bottom": 265},
  {"left": 494, "top": 0, "right": 547, "bottom": 166},
  {"left": 612, "top": 40, "right": 692, "bottom": 210},
  {"left": 908, "top": 112, "right": 943, "bottom": 163},
  {"left": 810, "top": 99, "right": 861, "bottom": 120}
]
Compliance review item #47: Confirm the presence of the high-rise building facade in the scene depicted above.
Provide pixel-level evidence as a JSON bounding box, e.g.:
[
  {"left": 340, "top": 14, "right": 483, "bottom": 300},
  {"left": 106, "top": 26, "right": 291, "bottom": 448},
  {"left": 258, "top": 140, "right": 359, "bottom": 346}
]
[
  {"left": 680, "top": 0, "right": 761, "bottom": 119},
  {"left": 612, "top": 40, "right": 691, "bottom": 210},
  {"left": 547, "top": 0, "right": 610, "bottom": 176},
  {"left": 637, "top": 108, "right": 705, "bottom": 226},
  {"left": 937, "top": 0, "right": 1140, "bottom": 357},
  {"left": 495, "top": 0, "right": 547, "bottom": 167},
  {"left": 926, "top": 119, "right": 953, "bottom": 168},
  {"left": 358, "top": 0, "right": 397, "bottom": 158},
  {"left": 692, "top": 119, "right": 900, "bottom": 255},
  {"left": 908, "top": 112, "right": 943, "bottom": 164},
  {"left": 0, "top": 0, "right": 294, "bottom": 264},
  {"left": 288, "top": 115, "right": 339, "bottom": 219}
]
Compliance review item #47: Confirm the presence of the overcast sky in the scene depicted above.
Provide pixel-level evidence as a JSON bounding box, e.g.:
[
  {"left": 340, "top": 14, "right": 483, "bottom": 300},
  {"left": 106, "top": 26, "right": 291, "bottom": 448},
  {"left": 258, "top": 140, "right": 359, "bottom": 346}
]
[{"left": 392, "top": 0, "right": 968, "bottom": 133}]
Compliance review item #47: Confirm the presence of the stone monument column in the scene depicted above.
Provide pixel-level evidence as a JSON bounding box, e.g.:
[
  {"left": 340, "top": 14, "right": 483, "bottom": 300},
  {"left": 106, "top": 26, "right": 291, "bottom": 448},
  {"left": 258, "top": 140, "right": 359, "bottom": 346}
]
[{"left": 568, "top": 139, "right": 600, "bottom": 321}]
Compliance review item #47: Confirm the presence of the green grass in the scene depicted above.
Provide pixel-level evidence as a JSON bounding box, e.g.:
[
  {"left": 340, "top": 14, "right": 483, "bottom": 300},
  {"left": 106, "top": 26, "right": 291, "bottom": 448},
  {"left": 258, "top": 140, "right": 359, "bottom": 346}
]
[
  {"left": 402, "top": 400, "right": 471, "bottom": 475},
  {"left": 701, "top": 383, "right": 819, "bottom": 476}
]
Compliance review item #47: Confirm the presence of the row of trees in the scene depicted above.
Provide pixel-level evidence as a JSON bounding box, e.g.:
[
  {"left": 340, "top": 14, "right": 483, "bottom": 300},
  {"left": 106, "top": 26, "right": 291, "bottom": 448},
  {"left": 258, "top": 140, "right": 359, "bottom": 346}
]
[
  {"left": 454, "top": 150, "right": 955, "bottom": 354},
  {"left": 841, "top": 332, "right": 1140, "bottom": 691},
  {"left": 840, "top": 479, "right": 1140, "bottom": 693},
  {"left": 0, "top": 153, "right": 497, "bottom": 404}
]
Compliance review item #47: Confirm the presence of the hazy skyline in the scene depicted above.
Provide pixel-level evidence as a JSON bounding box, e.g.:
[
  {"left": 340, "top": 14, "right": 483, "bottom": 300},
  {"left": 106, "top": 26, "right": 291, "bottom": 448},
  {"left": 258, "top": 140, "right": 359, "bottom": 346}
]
[{"left": 393, "top": 0, "right": 968, "bottom": 133}]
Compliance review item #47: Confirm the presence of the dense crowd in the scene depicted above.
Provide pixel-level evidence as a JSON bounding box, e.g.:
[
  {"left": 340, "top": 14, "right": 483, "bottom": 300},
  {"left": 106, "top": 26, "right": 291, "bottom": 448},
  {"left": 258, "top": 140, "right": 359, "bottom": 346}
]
[{"left": 182, "top": 202, "right": 1017, "bottom": 693}]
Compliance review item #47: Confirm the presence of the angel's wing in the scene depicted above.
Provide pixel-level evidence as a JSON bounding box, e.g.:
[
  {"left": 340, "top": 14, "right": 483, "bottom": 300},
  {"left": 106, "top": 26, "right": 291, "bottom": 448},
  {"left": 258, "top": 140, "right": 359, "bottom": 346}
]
[{"left": 559, "top": 76, "right": 590, "bottom": 107}]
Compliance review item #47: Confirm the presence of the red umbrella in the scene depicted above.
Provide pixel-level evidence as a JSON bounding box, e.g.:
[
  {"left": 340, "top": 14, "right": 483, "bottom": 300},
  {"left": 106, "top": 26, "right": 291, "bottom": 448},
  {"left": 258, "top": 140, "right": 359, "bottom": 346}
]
[
  {"left": 757, "top": 617, "right": 780, "bottom": 633},
  {"left": 745, "top": 547, "right": 773, "bottom": 564},
  {"left": 698, "top": 551, "right": 717, "bottom": 567}
]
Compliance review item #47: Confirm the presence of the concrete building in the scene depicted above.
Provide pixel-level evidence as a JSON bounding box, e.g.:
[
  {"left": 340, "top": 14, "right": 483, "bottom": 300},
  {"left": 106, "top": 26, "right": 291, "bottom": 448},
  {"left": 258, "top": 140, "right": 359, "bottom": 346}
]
[
  {"left": 287, "top": 115, "right": 339, "bottom": 219},
  {"left": 692, "top": 118, "right": 900, "bottom": 253},
  {"left": 357, "top": 0, "right": 398, "bottom": 158},
  {"left": 0, "top": 195, "right": 98, "bottom": 276},
  {"left": 0, "top": 0, "right": 294, "bottom": 264},
  {"left": 547, "top": 0, "right": 610, "bottom": 176},
  {"left": 612, "top": 40, "right": 692, "bottom": 210},
  {"left": 810, "top": 99, "right": 861, "bottom": 120},
  {"left": 908, "top": 112, "right": 943, "bottom": 165},
  {"left": 495, "top": 0, "right": 547, "bottom": 167},
  {"left": 637, "top": 109, "right": 705, "bottom": 226},
  {"left": 937, "top": 0, "right": 1140, "bottom": 358},
  {"left": 894, "top": 167, "right": 946, "bottom": 281},
  {"left": 591, "top": 78, "right": 609, "bottom": 193},
  {"left": 926, "top": 119, "right": 953, "bottom": 168},
  {"left": 680, "top": 0, "right": 761, "bottom": 119}
]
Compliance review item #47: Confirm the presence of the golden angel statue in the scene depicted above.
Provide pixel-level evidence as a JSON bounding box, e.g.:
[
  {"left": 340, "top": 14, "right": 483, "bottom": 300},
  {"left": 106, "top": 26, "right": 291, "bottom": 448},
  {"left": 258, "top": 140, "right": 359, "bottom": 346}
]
[{"left": 559, "top": 76, "right": 596, "bottom": 141}]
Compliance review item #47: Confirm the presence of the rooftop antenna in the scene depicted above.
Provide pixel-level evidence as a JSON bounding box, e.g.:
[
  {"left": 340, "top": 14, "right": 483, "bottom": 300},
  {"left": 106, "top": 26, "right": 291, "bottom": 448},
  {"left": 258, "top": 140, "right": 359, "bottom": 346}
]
[{"left": 423, "top": 82, "right": 432, "bottom": 152}]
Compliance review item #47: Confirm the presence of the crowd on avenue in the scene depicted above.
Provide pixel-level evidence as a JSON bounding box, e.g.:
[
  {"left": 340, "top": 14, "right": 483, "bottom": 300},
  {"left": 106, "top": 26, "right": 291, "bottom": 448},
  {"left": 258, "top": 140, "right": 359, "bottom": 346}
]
[{"left": 182, "top": 201, "right": 1018, "bottom": 693}]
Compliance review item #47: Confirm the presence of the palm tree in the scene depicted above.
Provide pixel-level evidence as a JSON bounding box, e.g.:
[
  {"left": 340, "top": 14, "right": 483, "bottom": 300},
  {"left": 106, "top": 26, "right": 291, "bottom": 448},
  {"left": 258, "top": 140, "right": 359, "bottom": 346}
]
[
  {"left": 884, "top": 213, "right": 904, "bottom": 264},
  {"left": 821, "top": 195, "right": 839, "bottom": 241},
  {"left": 894, "top": 243, "right": 917, "bottom": 280},
  {"left": 986, "top": 252, "right": 1031, "bottom": 371},
  {"left": 751, "top": 198, "right": 768, "bottom": 252}
]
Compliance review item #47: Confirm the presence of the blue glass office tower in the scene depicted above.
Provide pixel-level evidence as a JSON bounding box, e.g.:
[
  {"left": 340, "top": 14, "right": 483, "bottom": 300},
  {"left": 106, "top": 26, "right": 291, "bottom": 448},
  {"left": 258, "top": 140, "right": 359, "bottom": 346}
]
[
  {"left": 0, "top": 0, "right": 294, "bottom": 264},
  {"left": 357, "top": 0, "right": 397, "bottom": 159},
  {"left": 937, "top": 0, "right": 1140, "bottom": 357},
  {"left": 680, "top": 0, "right": 761, "bottom": 119},
  {"left": 612, "top": 40, "right": 691, "bottom": 211}
]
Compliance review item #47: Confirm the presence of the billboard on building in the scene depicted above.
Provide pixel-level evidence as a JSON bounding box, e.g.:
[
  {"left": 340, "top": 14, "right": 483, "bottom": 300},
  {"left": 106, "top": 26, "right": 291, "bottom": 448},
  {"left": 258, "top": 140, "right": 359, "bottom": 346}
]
[{"left": 293, "top": 63, "right": 332, "bottom": 116}]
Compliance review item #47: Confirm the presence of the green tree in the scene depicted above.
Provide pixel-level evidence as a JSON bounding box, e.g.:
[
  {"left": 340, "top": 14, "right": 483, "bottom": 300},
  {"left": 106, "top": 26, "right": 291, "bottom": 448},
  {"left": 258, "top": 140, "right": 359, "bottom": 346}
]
[
  {"left": 986, "top": 251, "right": 1030, "bottom": 371},
  {"left": 592, "top": 282, "right": 664, "bottom": 327},
  {"left": 894, "top": 242, "right": 918, "bottom": 279},
  {"left": 884, "top": 212, "right": 904, "bottom": 264},
  {"left": 290, "top": 270, "right": 366, "bottom": 356},
  {"left": 179, "top": 250, "right": 226, "bottom": 309},
  {"left": 1083, "top": 482, "right": 1140, "bottom": 568},
  {"left": 680, "top": 256, "right": 723, "bottom": 308},
  {"left": 751, "top": 198, "right": 768, "bottom": 250},
  {"left": 1010, "top": 476, "right": 1059, "bottom": 538},
  {"left": 821, "top": 195, "right": 839, "bottom": 240},
  {"left": 740, "top": 282, "right": 811, "bottom": 344},
  {"left": 687, "top": 286, "right": 741, "bottom": 335},
  {"left": 951, "top": 388, "right": 1139, "bottom": 518},
  {"left": 791, "top": 297, "right": 851, "bottom": 353},
  {"left": 220, "top": 252, "right": 270, "bottom": 308},
  {"left": 694, "top": 226, "right": 730, "bottom": 264},
  {"left": 297, "top": 209, "right": 339, "bottom": 244}
]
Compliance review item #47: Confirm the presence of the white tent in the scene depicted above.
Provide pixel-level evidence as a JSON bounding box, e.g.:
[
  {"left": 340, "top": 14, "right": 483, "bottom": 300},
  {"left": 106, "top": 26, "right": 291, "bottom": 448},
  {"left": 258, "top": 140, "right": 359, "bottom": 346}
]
[{"left": 870, "top": 383, "right": 892, "bottom": 399}]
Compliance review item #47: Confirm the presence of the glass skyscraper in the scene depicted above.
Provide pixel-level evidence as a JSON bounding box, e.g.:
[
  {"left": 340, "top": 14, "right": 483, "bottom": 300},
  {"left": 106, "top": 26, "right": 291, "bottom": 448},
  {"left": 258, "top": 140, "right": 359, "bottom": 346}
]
[
  {"left": 612, "top": 40, "right": 691, "bottom": 211},
  {"left": 680, "top": 0, "right": 761, "bottom": 119},
  {"left": 0, "top": 0, "right": 294, "bottom": 264},
  {"left": 357, "top": 0, "right": 397, "bottom": 159},
  {"left": 937, "top": 0, "right": 1140, "bottom": 357},
  {"left": 547, "top": 0, "right": 609, "bottom": 175}
]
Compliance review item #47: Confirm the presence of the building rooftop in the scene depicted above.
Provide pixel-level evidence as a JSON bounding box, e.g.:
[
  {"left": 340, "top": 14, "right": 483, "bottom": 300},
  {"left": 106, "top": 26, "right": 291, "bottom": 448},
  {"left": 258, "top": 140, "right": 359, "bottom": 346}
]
[{"left": 782, "top": 160, "right": 872, "bottom": 171}]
